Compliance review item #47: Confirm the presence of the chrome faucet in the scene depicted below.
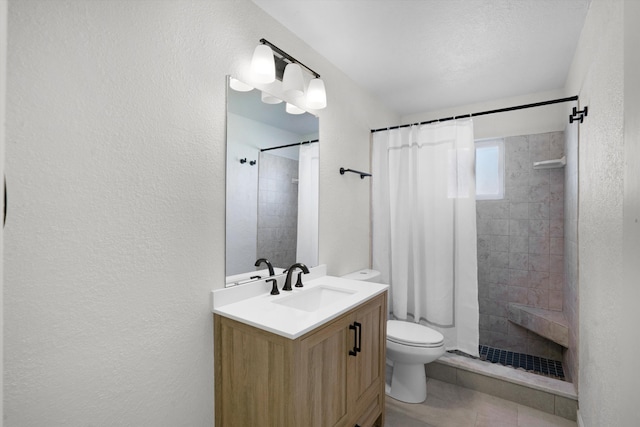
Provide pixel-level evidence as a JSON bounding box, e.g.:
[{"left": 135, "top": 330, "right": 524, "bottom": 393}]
[
  {"left": 282, "top": 263, "right": 310, "bottom": 291},
  {"left": 254, "top": 258, "right": 275, "bottom": 276}
]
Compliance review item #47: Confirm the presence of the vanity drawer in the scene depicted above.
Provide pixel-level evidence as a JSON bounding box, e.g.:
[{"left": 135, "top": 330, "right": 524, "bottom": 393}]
[{"left": 353, "top": 393, "right": 382, "bottom": 427}]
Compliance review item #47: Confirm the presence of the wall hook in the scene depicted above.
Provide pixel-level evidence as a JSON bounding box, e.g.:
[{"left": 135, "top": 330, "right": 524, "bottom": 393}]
[
  {"left": 249, "top": 160, "right": 256, "bottom": 166},
  {"left": 569, "top": 106, "right": 588, "bottom": 124},
  {"left": 240, "top": 158, "right": 247, "bottom": 164}
]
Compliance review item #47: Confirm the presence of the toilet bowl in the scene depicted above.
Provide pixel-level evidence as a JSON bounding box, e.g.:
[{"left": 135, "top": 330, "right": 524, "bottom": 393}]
[
  {"left": 341, "top": 269, "right": 446, "bottom": 404},
  {"left": 386, "top": 320, "right": 445, "bottom": 403}
]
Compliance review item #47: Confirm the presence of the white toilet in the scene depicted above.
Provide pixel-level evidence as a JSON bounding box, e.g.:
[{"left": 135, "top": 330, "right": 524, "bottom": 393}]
[
  {"left": 386, "top": 320, "right": 445, "bottom": 403},
  {"left": 342, "top": 269, "right": 446, "bottom": 404}
]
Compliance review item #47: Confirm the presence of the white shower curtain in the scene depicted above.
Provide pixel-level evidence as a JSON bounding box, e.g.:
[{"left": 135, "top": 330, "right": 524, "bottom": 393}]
[
  {"left": 372, "top": 120, "right": 479, "bottom": 356},
  {"left": 296, "top": 143, "right": 319, "bottom": 267}
]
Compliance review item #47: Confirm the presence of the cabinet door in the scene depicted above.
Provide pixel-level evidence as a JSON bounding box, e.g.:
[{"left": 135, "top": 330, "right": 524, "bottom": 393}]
[
  {"left": 215, "top": 316, "right": 292, "bottom": 427},
  {"left": 349, "top": 295, "right": 386, "bottom": 414},
  {"left": 297, "top": 315, "right": 353, "bottom": 427}
]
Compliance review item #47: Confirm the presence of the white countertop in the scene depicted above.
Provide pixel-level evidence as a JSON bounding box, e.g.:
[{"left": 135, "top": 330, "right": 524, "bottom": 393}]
[{"left": 212, "top": 266, "right": 388, "bottom": 339}]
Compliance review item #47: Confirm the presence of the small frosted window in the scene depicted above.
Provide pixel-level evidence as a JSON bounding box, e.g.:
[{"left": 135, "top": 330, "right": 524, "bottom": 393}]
[{"left": 475, "top": 139, "right": 504, "bottom": 200}]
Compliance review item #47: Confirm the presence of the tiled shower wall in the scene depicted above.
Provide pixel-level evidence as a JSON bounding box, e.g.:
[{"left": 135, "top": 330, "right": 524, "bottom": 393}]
[
  {"left": 257, "top": 152, "right": 299, "bottom": 269},
  {"left": 477, "top": 131, "right": 565, "bottom": 360}
]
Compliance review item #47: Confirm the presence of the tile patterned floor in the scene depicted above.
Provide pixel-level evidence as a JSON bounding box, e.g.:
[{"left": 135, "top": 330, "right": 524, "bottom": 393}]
[
  {"left": 449, "top": 346, "right": 566, "bottom": 380},
  {"left": 478, "top": 345, "right": 565, "bottom": 380},
  {"left": 384, "top": 378, "right": 577, "bottom": 427}
]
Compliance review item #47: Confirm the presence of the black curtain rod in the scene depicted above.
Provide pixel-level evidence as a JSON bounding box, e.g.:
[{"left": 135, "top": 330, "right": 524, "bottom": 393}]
[
  {"left": 371, "top": 95, "right": 579, "bottom": 133},
  {"left": 260, "top": 139, "right": 319, "bottom": 153}
]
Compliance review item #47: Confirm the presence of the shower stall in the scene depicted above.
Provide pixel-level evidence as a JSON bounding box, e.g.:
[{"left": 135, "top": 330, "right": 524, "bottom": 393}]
[
  {"left": 475, "top": 128, "right": 578, "bottom": 384},
  {"left": 371, "top": 98, "right": 581, "bottom": 420}
]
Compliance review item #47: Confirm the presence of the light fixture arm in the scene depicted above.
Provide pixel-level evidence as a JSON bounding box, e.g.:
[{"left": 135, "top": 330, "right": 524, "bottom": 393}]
[{"left": 259, "top": 38, "right": 321, "bottom": 79}]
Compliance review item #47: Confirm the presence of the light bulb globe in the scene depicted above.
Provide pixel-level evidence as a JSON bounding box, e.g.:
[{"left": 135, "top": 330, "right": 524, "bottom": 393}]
[
  {"left": 286, "top": 103, "right": 305, "bottom": 115},
  {"left": 250, "top": 44, "right": 275, "bottom": 84},
  {"left": 282, "top": 63, "right": 305, "bottom": 98},
  {"left": 261, "top": 91, "right": 283, "bottom": 104},
  {"left": 229, "top": 78, "right": 254, "bottom": 92},
  {"left": 306, "top": 78, "right": 327, "bottom": 109}
]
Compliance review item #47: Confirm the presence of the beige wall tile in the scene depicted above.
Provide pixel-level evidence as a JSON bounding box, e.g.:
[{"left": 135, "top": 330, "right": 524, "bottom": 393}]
[
  {"left": 554, "top": 396, "right": 578, "bottom": 421},
  {"left": 424, "top": 363, "right": 456, "bottom": 385}
]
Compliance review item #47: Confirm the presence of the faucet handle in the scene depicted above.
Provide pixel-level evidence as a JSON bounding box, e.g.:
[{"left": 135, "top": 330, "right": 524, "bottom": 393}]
[
  {"left": 295, "top": 272, "right": 304, "bottom": 288},
  {"left": 267, "top": 278, "right": 279, "bottom": 295}
]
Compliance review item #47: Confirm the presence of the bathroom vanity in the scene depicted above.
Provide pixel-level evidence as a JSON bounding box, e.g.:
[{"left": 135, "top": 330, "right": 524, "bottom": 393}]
[{"left": 212, "top": 269, "right": 388, "bottom": 427}]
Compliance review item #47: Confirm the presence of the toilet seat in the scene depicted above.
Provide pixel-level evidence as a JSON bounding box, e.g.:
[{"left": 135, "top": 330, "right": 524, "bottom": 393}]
[{"left": 387, "top": 320, "right": 444, "bottom": 348}]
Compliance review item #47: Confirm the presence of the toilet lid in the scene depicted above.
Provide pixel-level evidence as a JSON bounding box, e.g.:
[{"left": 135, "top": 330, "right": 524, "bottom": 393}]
[{"left": 387, "top": 320, "right": 444, "bottom": 347}]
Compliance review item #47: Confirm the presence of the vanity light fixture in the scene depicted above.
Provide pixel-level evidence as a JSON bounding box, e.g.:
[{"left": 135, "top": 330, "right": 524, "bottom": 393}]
[
  {"left": 261, "top": 91, "right": 283, "bottom": 104},
  {"left": 250, "top": 43, "right": 276, "bottom": 84},
  {"left": 250, "top": 38, "right": 327, "bottom": 111},
  {"left": 229, "top": 77, "right": 254, "bottom": 92},
  {"left": 282, "top": 63, "right": 305, "bottom": 98},
  {"left": 306, "top": 78, "right": 327, "bottom": 109},
  {"left": 285, "top": 102, "right": 305, "bottom": 115}
]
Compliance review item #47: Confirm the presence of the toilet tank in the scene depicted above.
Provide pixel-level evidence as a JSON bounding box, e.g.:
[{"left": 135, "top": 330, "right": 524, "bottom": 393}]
[{"left": 341, "top": 269, "right": 382, "bottom": 283}]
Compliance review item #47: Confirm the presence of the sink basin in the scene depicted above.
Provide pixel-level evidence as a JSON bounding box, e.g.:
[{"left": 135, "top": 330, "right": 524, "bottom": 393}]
[
  {"left": 213, "top": 269, "right": 389, "bottom": 339},
  {"left": 273, "top": 285, "right": 357, "bottom": 312}
]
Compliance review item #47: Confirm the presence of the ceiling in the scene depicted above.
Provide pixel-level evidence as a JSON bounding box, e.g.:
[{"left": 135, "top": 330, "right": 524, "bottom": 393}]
[{"left": 252, "top": 0, "right": 591, "bottom": 117}]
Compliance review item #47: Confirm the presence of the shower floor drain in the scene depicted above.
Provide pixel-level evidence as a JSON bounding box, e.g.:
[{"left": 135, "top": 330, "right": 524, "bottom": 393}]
[{"left": 449, "top": 345, "right": 565, "bottom": 380}]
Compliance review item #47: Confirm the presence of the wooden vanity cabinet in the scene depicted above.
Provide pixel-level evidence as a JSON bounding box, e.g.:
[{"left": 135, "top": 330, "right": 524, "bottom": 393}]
[{"left": 214, "top": 292, "right": 387, "bottom": 427}]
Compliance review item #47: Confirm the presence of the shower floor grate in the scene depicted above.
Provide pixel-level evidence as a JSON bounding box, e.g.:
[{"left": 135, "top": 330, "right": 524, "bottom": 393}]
[{"left": 449, "top": 345, "right": 565, "bottom": 380}]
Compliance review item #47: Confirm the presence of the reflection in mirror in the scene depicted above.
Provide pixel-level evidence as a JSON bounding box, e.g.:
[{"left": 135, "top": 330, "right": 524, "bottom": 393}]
[{"left": 226, "top": 77, "right": 319, "bottom": 286}]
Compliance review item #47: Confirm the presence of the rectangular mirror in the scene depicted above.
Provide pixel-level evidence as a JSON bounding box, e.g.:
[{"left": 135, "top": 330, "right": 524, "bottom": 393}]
[{"left": 225, "top": 76, "right": 319, "bottom": 286}]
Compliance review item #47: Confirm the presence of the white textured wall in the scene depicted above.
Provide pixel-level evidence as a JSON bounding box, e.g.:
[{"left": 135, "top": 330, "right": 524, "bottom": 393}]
[
  {"left": 4, "top": 0, "right": 397, "bottom": 425},
  {"left": 1, "top": 0, "right": 6, "bottom": 424},
  {"left": 563, "top": 120, "right": 579, "bottom": 385},
  {"left": 319, "top": 74, "right": 398, "bottom": 276},
  {"left": 622, "top": 1, "right": 640, "bottom": 425},
  {"left": 564, "top": 0, "right": 639, "bottom": 425}
]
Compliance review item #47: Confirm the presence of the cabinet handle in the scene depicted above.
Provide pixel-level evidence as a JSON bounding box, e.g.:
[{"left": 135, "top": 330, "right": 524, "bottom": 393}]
[
  {"left": 349, "top": 323, "right": 358, "bottom": 356},
  {"left": 354, "top": 321, "right": 362, "bottom": 353},
  {"left": 349, "top": 322, "right": 362, "bottom": 356}
]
